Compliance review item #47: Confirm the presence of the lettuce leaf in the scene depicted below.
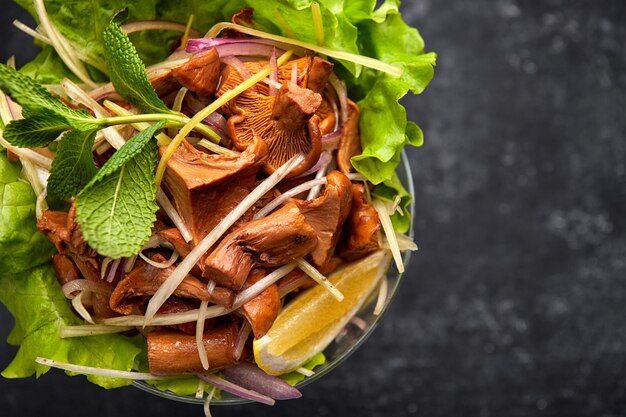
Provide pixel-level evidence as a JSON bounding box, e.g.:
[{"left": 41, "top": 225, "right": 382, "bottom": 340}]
[
  {"left": 0, "top": 152, "right": 142, "bottom": 388},
  {"left": 0, "top": 152, "right": 54, "bottom": 273}
]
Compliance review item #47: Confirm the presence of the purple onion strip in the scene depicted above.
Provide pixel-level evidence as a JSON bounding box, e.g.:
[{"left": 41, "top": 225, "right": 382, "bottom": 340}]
[
  {"left": 222, "top": 362, "right": 302, "bottom": 400},
  {"left": 186, "top": 37, "right": 306, "bottom": 56},
  {"left": 197, "top": 373, "right": 276, "bottom": 406},
  {"left": 294, "top": 151, "right": 333, "bottom": 179},
  {"left": 105, "top": 258, "right": 122, "bottom": 283}
]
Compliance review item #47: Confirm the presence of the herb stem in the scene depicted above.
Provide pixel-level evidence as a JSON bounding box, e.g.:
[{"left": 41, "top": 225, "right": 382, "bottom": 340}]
[{"left": 99, "top": 114, "right": 221, "bottom": 143}]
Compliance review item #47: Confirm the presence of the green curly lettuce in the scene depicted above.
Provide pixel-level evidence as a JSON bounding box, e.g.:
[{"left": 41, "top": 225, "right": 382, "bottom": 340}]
[{"left": 0, "top": 152, "right": 142, "bottom": 388}]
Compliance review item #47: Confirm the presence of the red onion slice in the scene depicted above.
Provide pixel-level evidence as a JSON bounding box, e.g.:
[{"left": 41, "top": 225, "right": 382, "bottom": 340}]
[
  {"left": 197, "top": 373, "right": 275, "bottom": 406},
  {"left": 105, "top": 258, "right": 122, "bottom": 283},
  {"left": 222, "top": 362, "right": 302, "bottom": 400},
  {"left": 186, "top": 37, "right": 307, "bottom": 57},
  {"left": 294, "top": 151, "right": 333, "bottom": 179}
]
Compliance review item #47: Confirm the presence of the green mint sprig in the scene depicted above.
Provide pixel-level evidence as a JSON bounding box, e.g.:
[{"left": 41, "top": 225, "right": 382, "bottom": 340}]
[
  {"left": 75, "top": 122, "right": 165, "bottom": 259},
  {"left": 102, "top": 22, "right": 173, "bottom": 115}
]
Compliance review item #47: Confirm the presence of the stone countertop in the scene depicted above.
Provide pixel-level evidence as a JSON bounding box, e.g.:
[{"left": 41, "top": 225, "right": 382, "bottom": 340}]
[{"left": 1, "top": 1, "right": 625, "bottom": 416}]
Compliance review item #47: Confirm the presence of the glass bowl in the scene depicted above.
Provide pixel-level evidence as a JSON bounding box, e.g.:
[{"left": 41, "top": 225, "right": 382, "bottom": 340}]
[{"left": 132, "top": 150, "right": 415, "bottom": 405}]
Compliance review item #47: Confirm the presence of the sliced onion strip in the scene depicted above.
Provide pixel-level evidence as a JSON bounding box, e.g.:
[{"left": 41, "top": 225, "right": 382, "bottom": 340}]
[
  {"left": 62, "top": 279, "right": 113, "bottom": 299},
  {"left": 296, "top": 367, "right": 315, "bottom": 377},
  {"left": 35, "top": 358, "right": 172, "bottom": 380},
  {"left": 233, "top": 321, "right": 252, "bottom": 360},
  {"left": 253, "top": 178, "right": 327, "bottom": 220},
  {"left": 60, "top": 325, "right": 133, "bottom": 338},
  {"left": 156, "top": 190, "right": 193, "bottom": 243},
  {"left": 296, "top": 259, "right": 344, "bottom": 302},
  {"left": 197, "top": 373, "right": 275, "bottom": 406},
  {"left": 373, "top": 277, "right": 388, "bottom": 316},
  {"left": 33, "top": 0, "right": 96, "bottom": 88},
  {"left": 196, "top": 301, "right": 210, "bottom": 370},
  {"left": 139, "top": 250, "right": 179, "bottom": 269},
  {"left": 372, "top": 199, "right": 404, "bottom": 273},
  {"left": 71, "top": 291, "right": 94, "bottom": 324}
]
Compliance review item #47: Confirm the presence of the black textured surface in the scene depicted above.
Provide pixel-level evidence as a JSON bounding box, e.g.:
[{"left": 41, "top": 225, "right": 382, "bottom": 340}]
[{"left": 2, "top": 1, "right": 626, "bottom": 416}]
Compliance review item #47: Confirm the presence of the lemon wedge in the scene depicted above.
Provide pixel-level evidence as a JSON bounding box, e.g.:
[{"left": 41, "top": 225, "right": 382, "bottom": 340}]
[{"left": 253, "top": 251, "right": 391, "bottom": 375}]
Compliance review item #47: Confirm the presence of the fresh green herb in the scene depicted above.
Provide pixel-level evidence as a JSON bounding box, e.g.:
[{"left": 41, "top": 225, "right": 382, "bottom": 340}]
[
  {"left": 0, "top": 64, "right": 91, "bottom": 121},
  {"left": 47, "top": 129, "right": 98, "bottom": 199},
  {"left": 75, "top": 122, "right": 164, "bottom": 258},
  {"left": 102, "top": 22, "right": 172, "bottom": 115},
  {"left": 2, "top": 109, "right": 73, "bottom": 147}
]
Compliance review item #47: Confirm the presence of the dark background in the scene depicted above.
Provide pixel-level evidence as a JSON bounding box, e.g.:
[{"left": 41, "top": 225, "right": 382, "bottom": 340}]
[{"left": 2, "top": 0, "right": 626, "bottom": 416}]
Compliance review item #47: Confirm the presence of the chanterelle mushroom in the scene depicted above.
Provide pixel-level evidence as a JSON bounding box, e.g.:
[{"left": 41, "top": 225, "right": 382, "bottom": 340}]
[
  {"left": 337, "top": 99, "right": 362, "bottom": 174},
  {"left": 148, "top": 47, "right": 221, "bottom": 97},
  {"left": 109, "top": 254, "right": 214, "bottom": 315},
  {"left": 227, "top": 82, "right": 323, "bottom": 177},
  {"left": 338, "top": 183, "right": 381, "bottom": 261},
  {"left": 293, "top": 170, "right": 353, "bottom": 267},
  {"left": 202, "top": 203, "right": 318, "bottom": 290},
  {"left": 160, "top": 136, "right": 268, "bottom": 244}
]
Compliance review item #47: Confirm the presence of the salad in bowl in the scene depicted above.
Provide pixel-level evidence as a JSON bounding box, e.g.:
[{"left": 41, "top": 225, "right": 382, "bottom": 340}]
[{"left": 0, "top": 0, "right": 435, "bottom": 412}]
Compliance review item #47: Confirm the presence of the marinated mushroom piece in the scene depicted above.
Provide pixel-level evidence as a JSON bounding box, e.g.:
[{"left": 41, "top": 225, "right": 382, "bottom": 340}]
[
  {"left": 37, "top": 210, "right": 70, "bottom": 253},
  {"left": 70, "top": 254, "right": 118, "bottom": 318},
  {"left": 161, "top": 137, "right": 268, "bottom": 244},
  {"left": 147, "top": 47, "right": 221, "bottom": 96},
  {"left": 338, "top": 183, "right": 381, "bottom": 261},
  {"left": 203, "top": 203, "right": 318, "bottom": 290},
  {"left": 217, "top": 56, "right": 333, "bottom": 99},
  {"left": 241, "top": 269, "right": 280, "bottom": 339},
  {"left": 227, "top": 82, "right": 322, "bottom": 177},
  {"left": 336, "top": 100, "right": 362, "bottom": 174},
  {"left": 109, "top": 254, "right": 217, "bottom": 315},
  {"left": 157, "top": 297, "right": 219, "bottom": 335},
  {"left": 51, "top": 254, "right": 80, "bottom": 286},
  {"left": 171, "top": 48, "right": 221, "bottom": 96},
  {"left": 148, "top": 322, "right": 244, "bottom": 375},
  {"left": 317, "top": 97, "right": 338, "bottom": 136},
  {"left": 293, "top": 170, "right": 353, "bottom": 267},
  {"left": 38, "top": 209, "right": 112, "bottom": 315}
]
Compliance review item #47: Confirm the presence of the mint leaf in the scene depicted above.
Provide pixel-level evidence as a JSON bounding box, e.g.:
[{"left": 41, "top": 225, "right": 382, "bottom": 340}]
[
  {"left": 75, "top": 122, "right": 163, "bottom": 258},
  {"left": 102, "top": 22, "right": 171, "bottom": 115},
  {"left": 0, "top": 64, "right": 93, "bottom": 123},
  {"left": 91, "top": 121, "right": 164, "bottom": 181},
  {"left": 48, "top": 130, "right": 98, "bottom": 199},
  {"left": 0, "top": 152, "right": 55, "bottom": 274},
  {"left": 2, "top": 109, "right": 72, "bottom": 147}
]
